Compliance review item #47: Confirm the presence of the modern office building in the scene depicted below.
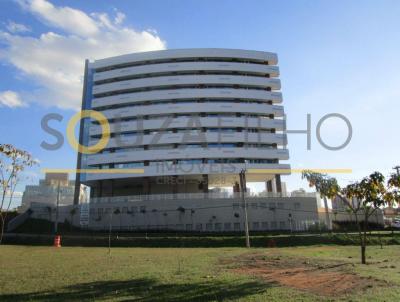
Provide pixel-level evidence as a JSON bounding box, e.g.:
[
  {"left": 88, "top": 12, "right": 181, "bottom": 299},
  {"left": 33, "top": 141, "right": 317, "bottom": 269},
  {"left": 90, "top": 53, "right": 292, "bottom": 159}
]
[
  {"left": 19, "top": 173, "right": 75, "bottom": 212},
  {"left": 76, "top": 49, "right": 289, "bottom": 199},
  {"left": 72, "top": 48, "right": 315, "bottom": 231}
]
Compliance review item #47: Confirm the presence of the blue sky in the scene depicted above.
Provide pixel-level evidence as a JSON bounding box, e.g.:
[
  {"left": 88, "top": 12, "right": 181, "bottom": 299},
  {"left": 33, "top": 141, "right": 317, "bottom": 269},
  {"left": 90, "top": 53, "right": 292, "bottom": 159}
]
[{"left": 1, "top": 0, "right": 400, "bottom": 208}]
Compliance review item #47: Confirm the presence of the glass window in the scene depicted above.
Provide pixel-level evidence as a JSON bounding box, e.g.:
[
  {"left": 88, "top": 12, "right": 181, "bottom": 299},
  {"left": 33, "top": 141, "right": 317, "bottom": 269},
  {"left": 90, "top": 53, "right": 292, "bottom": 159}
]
[
  {"left": 149, "top": 144, "right": 174, "bottom": 150},
  {"left": 252, "top": 222, "right": 259, "bottom": 230},
  {"left": 115, "top": 147, "right": 143, "bottom": 153},
  {"left": 251, "top": 203, "right": 258, "bottom": 209},
  {"left": 234, "top": 222, "right": 241, "bottom": 231},
  {"left": 261, "top": 222, "right": 268, "bottom": 230},
  {"left": 270, "top": 221, "right": 277, "bottom": 229},
  {"left": 224, "top": 223, "right": 231, "bottom": 231},
  {"left": 279, "top": 221, "right": 286, "bottom": 229},
  {"left": 178, "top": 159, "right": 202, "bottom": 164},
  {"left": 195, "top": 223, "right": 202, "bottom": 231},
  {"left": 206, "top": 223, "right": 213, "bottom": 231},
  {"left": 185, "top": 224, "right": 193, "bottom": 231},
  {"left": 115, "top": 162, "right": 144, "bottom": 168},
  {"left": 120, "top": 133, "right": 137, "bottom": 138}
]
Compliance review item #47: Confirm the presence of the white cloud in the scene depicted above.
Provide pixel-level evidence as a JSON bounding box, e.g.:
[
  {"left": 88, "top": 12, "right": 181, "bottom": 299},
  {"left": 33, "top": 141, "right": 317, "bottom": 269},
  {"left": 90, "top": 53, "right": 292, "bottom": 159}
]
[
  {"left": 0, "top": 0, "right": 166, "bottom": 110},
  {"left": 17, "top": 0, "right": 99, "bottom": 37},
  {"left": 6, "top": 21, "right": 31, "bottom": 33},
  {"left": 0, "top": 90, "right": 26, "bottom": 108},
  {"left": 114, "top": 11, "right": 126, "bottom": 25}
]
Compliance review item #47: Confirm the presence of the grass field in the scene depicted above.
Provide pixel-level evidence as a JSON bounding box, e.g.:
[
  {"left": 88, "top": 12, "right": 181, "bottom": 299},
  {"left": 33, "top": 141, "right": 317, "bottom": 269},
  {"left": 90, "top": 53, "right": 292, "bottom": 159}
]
[{"left": 0, "top": 245, "right": 399, "bottom": 301}]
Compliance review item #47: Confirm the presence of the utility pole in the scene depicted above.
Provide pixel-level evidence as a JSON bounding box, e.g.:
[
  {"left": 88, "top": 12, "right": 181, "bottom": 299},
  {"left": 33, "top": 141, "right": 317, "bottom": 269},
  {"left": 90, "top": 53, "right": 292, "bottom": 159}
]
[
  {"left": 239, "top": 169, "right": 250, "bottom": 248},
  {"left": 393, "top": 166, "right": 400, "bottom": 176},
  {"left": 288, "top": 213, "right": 293, "bottom": 235},
  {"left": 54, "top": 181, "right": 61, "bottom": 234},
  {"left": 108, "top": 210, "right": 113, "bottom": 256}
]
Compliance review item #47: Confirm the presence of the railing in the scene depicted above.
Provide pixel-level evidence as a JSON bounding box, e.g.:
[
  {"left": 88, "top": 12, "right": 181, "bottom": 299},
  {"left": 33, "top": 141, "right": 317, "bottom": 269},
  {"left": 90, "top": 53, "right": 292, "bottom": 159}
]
[{"left": 90, "top": 191, "right": 317, "bottom": 203}]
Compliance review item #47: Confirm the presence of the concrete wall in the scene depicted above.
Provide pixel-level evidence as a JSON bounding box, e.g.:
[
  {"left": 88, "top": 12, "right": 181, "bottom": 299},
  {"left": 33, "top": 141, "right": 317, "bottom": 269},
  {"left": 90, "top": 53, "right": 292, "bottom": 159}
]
[{"left": 87, "top": 196, "right": 319, "bottom": 232}]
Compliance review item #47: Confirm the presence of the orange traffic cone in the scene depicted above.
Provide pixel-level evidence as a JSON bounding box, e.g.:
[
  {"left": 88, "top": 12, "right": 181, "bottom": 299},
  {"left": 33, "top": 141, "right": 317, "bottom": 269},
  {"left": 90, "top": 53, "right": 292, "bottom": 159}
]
[{"left": 54, "top": 235, "right": 61, "bottom": 248}]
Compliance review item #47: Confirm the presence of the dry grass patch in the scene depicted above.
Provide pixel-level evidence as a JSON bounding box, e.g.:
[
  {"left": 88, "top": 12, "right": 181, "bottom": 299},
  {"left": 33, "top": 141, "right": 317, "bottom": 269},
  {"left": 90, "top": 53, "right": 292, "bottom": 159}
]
[{"left": 223, "top": 253, "right": 389, "bottom": 297}]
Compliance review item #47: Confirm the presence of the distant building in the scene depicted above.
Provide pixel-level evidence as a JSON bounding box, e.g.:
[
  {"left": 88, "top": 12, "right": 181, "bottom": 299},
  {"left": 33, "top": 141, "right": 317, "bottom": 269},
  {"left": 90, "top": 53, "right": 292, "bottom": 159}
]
[
  {"left": 332, "top": 196, "right": 384, "bottom": 225},
  {"left": 291, "top": 188, "right": 319, "bottom": 198},
  {"left": 383, "top": 207, "right": 399, "bottom": 219},
  {"left": 19, "top": 173, "right": 76, "bottom": 212}
]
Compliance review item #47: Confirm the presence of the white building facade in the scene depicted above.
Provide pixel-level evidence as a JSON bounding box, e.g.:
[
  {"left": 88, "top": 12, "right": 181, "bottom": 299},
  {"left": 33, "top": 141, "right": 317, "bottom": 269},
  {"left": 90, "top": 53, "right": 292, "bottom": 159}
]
[{"left": 73, "top": 48, "right": 316, "bottom": 231}]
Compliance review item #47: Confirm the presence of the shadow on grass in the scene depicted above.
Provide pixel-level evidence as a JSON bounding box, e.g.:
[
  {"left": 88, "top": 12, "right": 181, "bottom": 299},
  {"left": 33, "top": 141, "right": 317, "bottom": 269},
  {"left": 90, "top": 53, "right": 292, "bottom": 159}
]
[{"left": 0, "top": 277, "right": 271, "bottom": 301}]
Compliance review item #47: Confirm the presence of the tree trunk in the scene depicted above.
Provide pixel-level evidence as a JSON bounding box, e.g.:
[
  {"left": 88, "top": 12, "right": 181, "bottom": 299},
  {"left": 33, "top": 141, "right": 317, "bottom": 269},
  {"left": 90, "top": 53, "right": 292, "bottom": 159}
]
[
  {"left": 353, "top": 210, "right": 365, "bottom": 264},
  {"left": 0, "top": 214, "right": 5, "bottom": 245},
  {"left": 361, "top": 244, "right": 366, "bottom": 264},
  {"left": 323, "top": 197, "right": 331, "bottom": 231},
  {"left": 375, "top": 211, "right": 383, "bottom": 249},
  {"left": 361, "top": 213, "right": 368, "bottom": 264}
]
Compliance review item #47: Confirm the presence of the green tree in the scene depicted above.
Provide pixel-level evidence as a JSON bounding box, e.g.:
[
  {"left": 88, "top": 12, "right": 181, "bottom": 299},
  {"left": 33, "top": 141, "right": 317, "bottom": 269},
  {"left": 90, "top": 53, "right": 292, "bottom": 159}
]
[
  {"left": 302, "top": 170, "right": 398, "bottom": 264},
  {"left": 302, "top": 171, "right": 340, "bottom": 230},
  {"left": 0, "top": 144, "right": 37, "bottom": 244}
]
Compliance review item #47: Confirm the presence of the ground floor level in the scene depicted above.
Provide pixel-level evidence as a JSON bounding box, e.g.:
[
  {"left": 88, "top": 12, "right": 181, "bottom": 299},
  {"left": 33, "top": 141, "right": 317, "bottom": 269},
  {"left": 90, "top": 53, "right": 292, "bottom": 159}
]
[{"left": 27, "top": 195, "right": 321, "bottom": 232}]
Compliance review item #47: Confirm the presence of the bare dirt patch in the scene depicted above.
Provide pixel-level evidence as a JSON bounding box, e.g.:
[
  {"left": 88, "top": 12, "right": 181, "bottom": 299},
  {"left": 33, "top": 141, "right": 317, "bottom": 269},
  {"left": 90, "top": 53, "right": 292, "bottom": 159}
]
[{"left": 223, "top": 253, "right": 388, "bottom": 297}]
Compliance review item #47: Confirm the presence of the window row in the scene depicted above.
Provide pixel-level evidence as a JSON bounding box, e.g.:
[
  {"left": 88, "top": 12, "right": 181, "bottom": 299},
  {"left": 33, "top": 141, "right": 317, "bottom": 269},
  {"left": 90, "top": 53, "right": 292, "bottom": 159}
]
[
  {"left": 92, "top": 203, "right": 300, "bottom": 217},
  {"left": 99, "top": 143, "right": 279, "bottom": 154},
  {"left": 91, "top": 158, "right": 280, "bottom": 169},
  {"left": 94, "top": 71, "right": 272, "bottom": 85},
  {"left": 89, "top": 220, "right": 288, "bottom": 231},
  {"left": 95, "top": 58, "right": 271, "bottom": 73},
  {"left": 94, "top": 98, "right": 274, "bottom": 111},
  {"left": 92, "top": 113, "right": 278, "bottom": 125},
  {"left": 93, "top": 84, "right": 273, "bottom": 98},
  {"left": 91, "top": 127, "right": 278, "bottom": 140},
  {"left": 232, "top": 202, "right": 301, "bottom": 210}
]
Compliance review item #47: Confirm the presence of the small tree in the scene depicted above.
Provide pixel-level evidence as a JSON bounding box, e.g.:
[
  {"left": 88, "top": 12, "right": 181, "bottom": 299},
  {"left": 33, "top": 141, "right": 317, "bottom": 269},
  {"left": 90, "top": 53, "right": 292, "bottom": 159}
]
[
  {"left": 0, "top": 144, "right": 36, "bottom": 244},
  {"left": 108, "top": 208, "right": 120, "bottom": 256},
  {"left": 344, "top": 172, "right": 400, "bottom": 262},
  {"left": 387, "top": 173, "right": 400, "bottom": 206},
  {"left": 303, "top": 170, "right": 398, "bottom": 264},
  {"left": 302, "top": 171, "right": 340, "bottom": 230}
]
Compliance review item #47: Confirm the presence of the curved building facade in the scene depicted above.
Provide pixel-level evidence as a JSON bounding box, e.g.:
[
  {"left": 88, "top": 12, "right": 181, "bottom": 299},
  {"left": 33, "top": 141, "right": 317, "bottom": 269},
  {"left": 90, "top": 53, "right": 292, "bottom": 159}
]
[{"left": 76, "top": 49, "right": 290, "bottom": 201}]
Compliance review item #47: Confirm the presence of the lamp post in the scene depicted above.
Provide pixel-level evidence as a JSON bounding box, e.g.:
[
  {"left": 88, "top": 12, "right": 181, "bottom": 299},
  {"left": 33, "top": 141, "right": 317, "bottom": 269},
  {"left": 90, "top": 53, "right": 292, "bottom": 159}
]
[
  {"left": 108, "top": 209, "right": 113, "bottom": 256},
  {"left": 288, "top": 213, "right": 293, "bottom": 234},
  {"left": 239, "top": 169, "right": 250, "bottom": 248},
  {"left": 54, "top": 181, "right": 61, "bottom": 234}
]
